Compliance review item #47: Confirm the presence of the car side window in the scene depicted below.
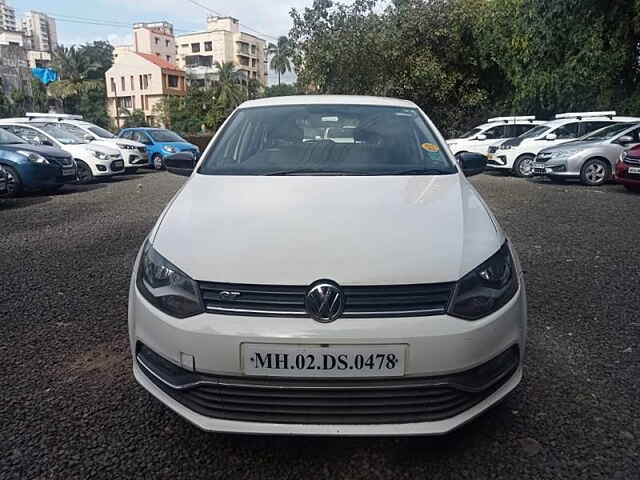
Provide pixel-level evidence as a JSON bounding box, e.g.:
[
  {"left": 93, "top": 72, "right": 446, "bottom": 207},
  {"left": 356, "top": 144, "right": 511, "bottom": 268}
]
[
  {"left": 581, "top": 121, "right": 614, "bottom": 136},
  {"left": 483, "top": 125, "right": 506, "bottom": 139},
  {"left": 513, "top": 124, "right": 534, "bottom": 137},
  {"left": 554, "top": 123, "right": 580, "bottom": 139},
  {"left": 623, "top": 127, "right": 640, "bottom": 143},
  {"left": 120, "top": 130, "right": 133, "bottom": 140},
  {"left": 134, "top": 132, "right": 152, "bottom": 144}
]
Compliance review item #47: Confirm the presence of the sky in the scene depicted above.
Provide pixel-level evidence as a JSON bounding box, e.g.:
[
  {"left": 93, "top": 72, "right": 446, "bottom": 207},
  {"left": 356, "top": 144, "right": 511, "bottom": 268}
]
[{"left": 10, "top": 0, "right": 311, "bottom": 85}]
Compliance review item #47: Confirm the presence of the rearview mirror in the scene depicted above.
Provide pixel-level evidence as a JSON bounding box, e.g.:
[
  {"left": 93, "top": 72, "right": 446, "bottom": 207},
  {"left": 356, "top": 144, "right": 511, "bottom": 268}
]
[
  {"left": 544, "top": 133, "right": 557, "bottom": 141},
  {"left": 165, "top": 152, "right": 196, "bottom": 176},
  {"left": 456, "top": 152, "right": 487, "bottom": 177},
  {"left": 476, "top": 134, "right": 487, "bottom": 141},
  {"left": 617, "top": 135, "right": 634, "bottom": 145}
]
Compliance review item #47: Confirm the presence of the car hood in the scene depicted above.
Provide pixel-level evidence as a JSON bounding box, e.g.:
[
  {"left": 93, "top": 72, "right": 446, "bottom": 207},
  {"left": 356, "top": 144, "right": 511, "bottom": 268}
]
[
  {"left": 541, "top": 140, "right": 600, "bottom": 153},
  {"left": 152, "top": 174, "right": 503, "bottom": 285},
  {"left": 0, "top": 143, "right": 70, "bottom": 157}
]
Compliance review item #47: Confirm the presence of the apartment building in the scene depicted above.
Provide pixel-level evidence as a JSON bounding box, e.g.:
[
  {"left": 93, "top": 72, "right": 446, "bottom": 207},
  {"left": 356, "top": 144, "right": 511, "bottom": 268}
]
[
  {"left": 0, "top": 0, "right": 16, "bottom": 31},
  {"left": 21, "top": 10, "right": 57, "bottom": 53},
  {"left": 105, "top": 50, "right": 186, "bottom": 127},
  {"left": 176, "top": 16, "right": 267, "bottom": 87},
  {"left": 115, "top": 21, "right": 178, "bottom": 65}
]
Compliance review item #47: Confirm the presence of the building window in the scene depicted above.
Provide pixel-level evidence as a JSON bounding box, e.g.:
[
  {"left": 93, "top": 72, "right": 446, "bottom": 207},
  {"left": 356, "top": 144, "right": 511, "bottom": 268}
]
[
  {"left": 167, "top": 75, "right": 179, "bottom": 88},
  {"left": 204, "top": 41, "right": 212, "bottom": 51},
  {"left": 191, "top": 43, "right": 200, "bottom": 53},
  {"left": 144, "top": 75, "right": 150, "bottom": 89},
  {"left": 180, "top": 44, "right": 188, "bottom": 48},
  {"left": 252, "top": 58, "right": 256, "bottom": 68},
  {"left": 110, "top": 78, "right": 116, "bottom": 93},
  {"left": 165, "top": 39, "right": 170, "bottom": 47},
  {"left": 166, "top": 55, "right": 171, "bottom": 63},
  {"left": 130, "top": 75, "right": 134, "bottom": 90},
  {"left": 139, "top": 75, "right": 143, "bottom": 90},
  {"left": 155, "top": 37, "right": 159, "bottom": 44},
  {"left": 239, "top": 57, "right": 249, "bottom": 66},
  {"left": 251, "top": 44, "right": 256, "bottom": 55},
  {"left": 121, "top": 76, "right": 125, "bottom": 91}
]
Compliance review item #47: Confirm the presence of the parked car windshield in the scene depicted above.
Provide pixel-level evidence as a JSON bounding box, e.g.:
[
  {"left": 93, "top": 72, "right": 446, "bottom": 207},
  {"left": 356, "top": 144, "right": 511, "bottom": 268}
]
[
  {"left": 199, "top": 105, "right": 457, "bottom": 176},
  {"left": 29, "top": 123, "right": 87, "bottom": 144},
  {"left": 520, "top": 125, "right": 551, "bottom": 139},
  {"left": 0, "top": 128, "right": 27, "bottom": 144},
  {"left": 148, "top": 130, "right": 185, "bottom": 143},
  {"left": 582, "top": 123, "right": 635, "bottom": 141},
  {"left": 88, "top": 125, "right": 116, "bottom": 139},
  {"left": 459, "top": 127, "right": 482, "bottom": 138}
]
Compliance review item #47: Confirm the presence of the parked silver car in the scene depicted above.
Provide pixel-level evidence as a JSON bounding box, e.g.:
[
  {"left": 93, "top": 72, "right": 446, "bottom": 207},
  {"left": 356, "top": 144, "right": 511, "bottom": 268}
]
[{"left": 532, "top": 122, "right": 640, "bottom": 185}]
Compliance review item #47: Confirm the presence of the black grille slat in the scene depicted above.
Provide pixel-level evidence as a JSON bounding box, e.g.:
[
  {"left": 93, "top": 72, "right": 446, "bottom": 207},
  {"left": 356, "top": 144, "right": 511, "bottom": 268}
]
[{"left": 198, "top": 281, "right": 454, "bottom": 318}]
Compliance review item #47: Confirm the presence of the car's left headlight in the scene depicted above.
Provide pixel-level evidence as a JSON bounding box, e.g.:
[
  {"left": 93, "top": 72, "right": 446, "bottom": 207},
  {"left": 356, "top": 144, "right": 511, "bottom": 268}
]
[
  {"left": 136, "top": 241, "right": 204, "bottom": 318},
  {"left": 116, "top": 143, "right": 134, "bottom": 150},
  {"left": 17, "top": 150, "right": 50, "bottom": 165},
  {"left": 551, "top": 149, "right": 580, "bottom": 160},
  {"left": 90, "top": 149, "right": 109, "bottom": 160},
  {"left": 162, "top": 145, "right": 177, "bottom": 153},
  {"left": 449, "top": 243, "right": 519, "bottom": 320}
]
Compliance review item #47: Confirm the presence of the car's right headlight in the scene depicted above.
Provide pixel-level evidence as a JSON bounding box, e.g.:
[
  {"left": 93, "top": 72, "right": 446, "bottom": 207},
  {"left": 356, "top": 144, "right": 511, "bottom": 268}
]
[
  {"left": 551, "top": 149, "right": 580, "bottom": 160},
  {"left": 449, "top": 243, "right": 519, "bottom": 320},
  {"left": 17, "top": 150, "right": 50, "bottom": 165},
  {"left": 136, "top": 241, "right": 204, "bottom": 318}
]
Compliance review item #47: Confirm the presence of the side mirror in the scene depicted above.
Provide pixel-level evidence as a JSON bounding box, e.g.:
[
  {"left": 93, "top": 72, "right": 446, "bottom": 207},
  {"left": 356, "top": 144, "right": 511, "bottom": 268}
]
[
  {"left": 476, "top": 134, "right": 487, "bottom": 141},
  {"left": 84, "top": 134, "right": 94, "bottom": 142},
  {"left": 32, "top": 136, "right": 43, "bottom": 145},
  {"left": 165, "top": 152, "right": 196, "bottom": 176},
  {"left": 456, "top": 152, "right": 487, "bottom": 177},
  {"left": 544, "top": 133, "right": 557, "bottom": 141},
  {"left": 617, "top": 135, "right": 634, "bottom": 145}
]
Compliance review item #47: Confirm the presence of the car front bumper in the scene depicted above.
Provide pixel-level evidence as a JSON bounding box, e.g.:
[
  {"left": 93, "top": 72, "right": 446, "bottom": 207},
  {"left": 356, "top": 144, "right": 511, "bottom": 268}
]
[
  {"left": 486, "top": 153, "right": 514, "bottom": 170},
  {"left": 614, "top": 161, "right": 640, "bottom": 187},
  {"left": 128, "top": 267, "right": 527, "bottom": 435}
]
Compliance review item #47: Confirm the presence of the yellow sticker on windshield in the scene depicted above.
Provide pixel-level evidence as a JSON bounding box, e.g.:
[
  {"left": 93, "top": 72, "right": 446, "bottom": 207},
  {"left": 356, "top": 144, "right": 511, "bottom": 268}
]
[{"left": 421, "top": 143, "right": 439, "bottom": 152}]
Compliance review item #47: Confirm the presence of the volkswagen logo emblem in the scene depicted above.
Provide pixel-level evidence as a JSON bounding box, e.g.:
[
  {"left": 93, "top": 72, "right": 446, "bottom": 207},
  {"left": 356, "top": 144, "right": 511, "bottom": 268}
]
[{"left": 305, "top": 281, "right": 345, "bottom": 323}]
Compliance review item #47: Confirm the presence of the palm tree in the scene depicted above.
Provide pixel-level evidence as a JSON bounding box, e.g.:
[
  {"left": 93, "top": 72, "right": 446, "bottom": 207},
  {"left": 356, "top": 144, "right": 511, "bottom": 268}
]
[
  {"left": 267, "top": 36, "right": 293, "bottom": 86},
  {"left": 48, "top": 45, "right": 103, "bottom": 109},
  {"left": 213, "top": 61, "right": 244, "bottom": 112}
]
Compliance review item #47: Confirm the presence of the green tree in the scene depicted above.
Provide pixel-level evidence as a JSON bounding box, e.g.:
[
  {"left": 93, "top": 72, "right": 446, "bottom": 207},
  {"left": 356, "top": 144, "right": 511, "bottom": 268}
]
[
  {"left": 264, "top": 83, "right": 298, "bottom": 97},
  {"left": 213, "top": 61, "right": 244, "bottom": 114},
  {"left": 122, "top": 109, "right": 149, "bottom": 128},
  {"left": 267, "top": 36, "right": 293, "bottom": 86}
]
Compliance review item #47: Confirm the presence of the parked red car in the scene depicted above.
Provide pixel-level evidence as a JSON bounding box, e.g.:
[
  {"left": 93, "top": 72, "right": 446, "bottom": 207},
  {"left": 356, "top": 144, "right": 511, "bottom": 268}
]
[{"left": 615, "top": 145, "right": 640, "bottom": 192}]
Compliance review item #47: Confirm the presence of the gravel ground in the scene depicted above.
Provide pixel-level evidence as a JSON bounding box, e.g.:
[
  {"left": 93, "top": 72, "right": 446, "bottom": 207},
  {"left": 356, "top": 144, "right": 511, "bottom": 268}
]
[{"left": 1, "top": 170, "right": 639, "bottom": 480}]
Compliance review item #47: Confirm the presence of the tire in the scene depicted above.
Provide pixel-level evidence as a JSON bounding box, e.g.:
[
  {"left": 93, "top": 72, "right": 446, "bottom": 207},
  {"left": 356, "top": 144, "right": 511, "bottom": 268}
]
[
  {"left": 624, "top": 184, "right": 640, "bottom": 193},
  {"left": 152, "top": 154, "right": 164, "bottom": 170},
  {"left": 75, "top": 160, "right": 94, "bottom": 184},
  {"left": 2, "top": 165, "right": 22, "bottom": 197},
  {"left": 580, "top": 158, "right": 610, "bottom": 186},
  {"left": 513, "top": 155, "right": 535, "bottom": 178}
]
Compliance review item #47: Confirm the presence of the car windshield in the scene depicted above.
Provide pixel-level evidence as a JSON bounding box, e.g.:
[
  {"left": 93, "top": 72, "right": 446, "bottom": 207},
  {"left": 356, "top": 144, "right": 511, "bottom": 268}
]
[
  {"left": 148, "top": 130, "right": 184, "bottom": 143},
  {"left": 30, "top": 123, "right": 87, "bottom": 144},
  {"left": 198, "top": 105, "right": 457, "bottom": 176},
  {"left": 459, "top": 127, "right": 482, "bottom": 139},
  {"left": 582, "top": 123, "right": 634, "bottom": 141},
  {"left": 88, "top": 125, "right": 116, "bottom": 139},
  {"left": 0, "top": 128, "right": 27, "bottom": 144},
  {"left": 520, "top": 125, "right": 550, "bottom": 139}
]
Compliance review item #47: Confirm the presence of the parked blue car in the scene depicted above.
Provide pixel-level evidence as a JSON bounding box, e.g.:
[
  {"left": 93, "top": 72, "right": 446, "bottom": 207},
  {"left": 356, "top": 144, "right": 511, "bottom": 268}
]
[
  {"left": 0, "top": 127, "right": 76, "bottom": 196},
  {"left": 117, "top": 128, "right": 199, "bottom": 170}
]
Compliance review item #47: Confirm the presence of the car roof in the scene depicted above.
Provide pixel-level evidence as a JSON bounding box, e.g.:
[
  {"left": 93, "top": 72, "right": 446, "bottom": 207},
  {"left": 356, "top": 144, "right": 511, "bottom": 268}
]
[
  {"left": 476, "top": 120, "right": 545, "bottom": 129},
  {"left": 542, "top": 116, "right": 640, "bottom": 128},
  {"left": 239, "top": 95, "right": 418, "bottom": 109}
]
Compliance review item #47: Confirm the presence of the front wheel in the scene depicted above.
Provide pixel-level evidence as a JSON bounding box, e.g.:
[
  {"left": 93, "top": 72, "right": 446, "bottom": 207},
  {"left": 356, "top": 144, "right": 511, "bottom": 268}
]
[
  {"left": 580, "top": 158, "right": 610, "bottom": 186},
  {"left": 513, "top": 155, "right": 535, "bottom": 178},
  {"left": 75, "top": 160, "right": 94, "bottom": 184},
  {"left": 3, "top": 165, "right": 23, "bottom": 197},
  {"left": 152, "top": 154, "right": 164, "bottom": 170}
]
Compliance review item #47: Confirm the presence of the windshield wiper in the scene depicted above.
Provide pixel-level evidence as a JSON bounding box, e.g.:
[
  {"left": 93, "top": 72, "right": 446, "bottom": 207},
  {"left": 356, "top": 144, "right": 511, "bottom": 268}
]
[
  {"left": 384, "top": 169, "right": 454, "bottom": 176},
  {"left": 264, "top": 170, "right": 365, "bottom": 176}
]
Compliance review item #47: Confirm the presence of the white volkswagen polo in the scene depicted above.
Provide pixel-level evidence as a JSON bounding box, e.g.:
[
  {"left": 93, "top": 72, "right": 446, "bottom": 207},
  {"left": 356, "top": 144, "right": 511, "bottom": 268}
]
[{"left": 128, "top": 96, "right": 527, "bottom": 435}]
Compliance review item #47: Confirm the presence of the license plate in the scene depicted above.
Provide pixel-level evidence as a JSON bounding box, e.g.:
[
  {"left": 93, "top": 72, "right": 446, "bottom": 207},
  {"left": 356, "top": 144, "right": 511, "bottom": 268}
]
[
  {"left": 533, "top": 163, "right": 546, "bottom": 169},
  {"left": 243, "top": 344, "right": 407, "bottom": 378},
  {"left": 629, "top": 167, "right": 640, "bottom": 174},
  {"left": 62, "top": 167, "right": 75, "bottom": 177}
]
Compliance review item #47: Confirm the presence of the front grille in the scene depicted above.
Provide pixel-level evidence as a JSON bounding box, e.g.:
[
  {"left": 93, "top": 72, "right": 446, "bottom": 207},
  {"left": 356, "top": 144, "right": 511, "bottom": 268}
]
[
  {"left": 624, "top": 155, "right": 640, "bottom": 166},
  {"left": 47, "top": 155, "right": 73, "bottom": 167},
  {"left": 198, "top": 281, "right": 455, "bottom": 318},
  {"left": 137, "top": 343, "right": 519, "bottom": 425},
  {"left": 488, "top": 146, "right": 499, "bottom": 154}
]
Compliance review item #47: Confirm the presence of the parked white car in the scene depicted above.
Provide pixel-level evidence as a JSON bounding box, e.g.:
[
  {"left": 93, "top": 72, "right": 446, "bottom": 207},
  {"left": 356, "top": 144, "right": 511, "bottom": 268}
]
[
  {"left": 129, "top": 95, "right": 527, "bottom": 436},
  {"left": 22, "top": 114, "right": 148, "bottom": 171},
  {"left": 446, "top": 116, "right": 544, "bottom": 156},
  {"left": 487, "top": 112, "right": 640, "bottom": 177},
  {"left": 0, "top": 120, "right": 125, "bottom": 183}
]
